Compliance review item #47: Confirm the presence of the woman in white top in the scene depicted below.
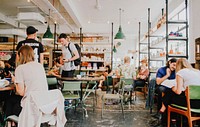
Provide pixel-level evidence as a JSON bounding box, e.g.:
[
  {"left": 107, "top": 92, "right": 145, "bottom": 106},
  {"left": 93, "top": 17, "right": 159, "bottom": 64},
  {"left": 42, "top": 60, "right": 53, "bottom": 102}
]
[
  {"left": 158, "top": 58, "right": 200, "bottom": 123},
  {"left": 6, "top": 45, "right": 48, "bottom": 127},
  {"left": 14, "top": 45, "right": 48, "bottom": 100}
]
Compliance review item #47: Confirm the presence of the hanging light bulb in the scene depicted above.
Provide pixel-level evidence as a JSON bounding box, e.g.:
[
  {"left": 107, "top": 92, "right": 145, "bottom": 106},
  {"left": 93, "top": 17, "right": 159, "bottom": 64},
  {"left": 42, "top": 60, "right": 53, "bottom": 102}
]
[
  {"left": 114, "top": 8, "right": 125, "bottom": 42},
  {"left": 43, "top": 9, "right": 53, "bottom": 41}
]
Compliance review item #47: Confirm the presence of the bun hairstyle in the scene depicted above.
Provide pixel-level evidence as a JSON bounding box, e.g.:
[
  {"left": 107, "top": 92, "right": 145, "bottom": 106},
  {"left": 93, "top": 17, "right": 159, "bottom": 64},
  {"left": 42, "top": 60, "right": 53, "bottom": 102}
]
[
  {"left": 166, "top": 58, "right": 177, "bottom": 67},
  {"left": 18, "top": 45, "right": 34, "bottom": 64}
]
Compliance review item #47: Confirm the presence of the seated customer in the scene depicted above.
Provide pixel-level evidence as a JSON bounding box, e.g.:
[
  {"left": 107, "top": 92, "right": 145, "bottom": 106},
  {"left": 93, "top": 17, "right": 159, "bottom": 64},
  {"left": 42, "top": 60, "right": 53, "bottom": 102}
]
[
  {"left": 133, "top": 64, "right": 149, "bottom": 89},
  {"left": 7, "top": 45, "right": 49, "bottom": 127},
  {"left": 98, "top": 65, "right": 113, "bottom": 88},
  {"left": 157, "top": 58, "right": 200, "bottom": 126},
  {"left": 155, "top": 58, "right": 177, "bottom": 116},
  {"left": 48, "top": 56, "right": 63, "bottom": 76},
  {"left": 115, "top": 56, "right": 135, "bottom": 79}
]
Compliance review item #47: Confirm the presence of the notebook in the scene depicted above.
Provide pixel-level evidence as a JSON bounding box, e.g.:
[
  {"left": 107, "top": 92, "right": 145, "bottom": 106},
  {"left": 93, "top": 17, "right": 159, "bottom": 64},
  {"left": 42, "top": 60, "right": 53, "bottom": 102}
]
[{"left": 161, "top": 79, "right": 176, "bottom": 88}]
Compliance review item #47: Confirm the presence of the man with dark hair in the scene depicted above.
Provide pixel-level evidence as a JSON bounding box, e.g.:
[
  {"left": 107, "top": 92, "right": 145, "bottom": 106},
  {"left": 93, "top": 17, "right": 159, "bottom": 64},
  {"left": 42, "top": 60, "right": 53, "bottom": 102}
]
[
  {"left": 16, "top": 26, "right": 44, "bottom": 65},
  {"left": 153, "top": 58, "right": 177, "bottom": 126},
  {"left": 58, "top": 33, "right": 79, "bottom": 77}
]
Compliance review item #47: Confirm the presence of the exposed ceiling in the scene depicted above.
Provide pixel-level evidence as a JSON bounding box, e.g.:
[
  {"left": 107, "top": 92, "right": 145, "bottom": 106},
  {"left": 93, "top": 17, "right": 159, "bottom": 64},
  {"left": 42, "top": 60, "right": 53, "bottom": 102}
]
[{"left": 0, "top": 0, "right": 183, "bottom": 42}]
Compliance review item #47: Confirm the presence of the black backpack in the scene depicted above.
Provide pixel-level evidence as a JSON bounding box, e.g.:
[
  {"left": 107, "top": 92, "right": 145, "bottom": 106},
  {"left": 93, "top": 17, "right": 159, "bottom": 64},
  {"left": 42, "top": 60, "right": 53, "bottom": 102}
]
[{"left": 68, "top": 43, "right": 81, "bottom": 66}]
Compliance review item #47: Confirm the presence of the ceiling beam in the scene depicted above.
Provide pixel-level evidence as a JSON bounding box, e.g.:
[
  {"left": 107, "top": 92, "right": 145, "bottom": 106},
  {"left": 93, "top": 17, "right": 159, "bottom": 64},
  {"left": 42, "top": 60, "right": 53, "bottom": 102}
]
[
  {"left": 60, "top": 0, "right": 82, "bottom": 28},
  {"left": 31, "top": 0, "right": 74, "bottom": 32},
  {"left": 0, "top": 12, "right": 26, "bottom": 28}
]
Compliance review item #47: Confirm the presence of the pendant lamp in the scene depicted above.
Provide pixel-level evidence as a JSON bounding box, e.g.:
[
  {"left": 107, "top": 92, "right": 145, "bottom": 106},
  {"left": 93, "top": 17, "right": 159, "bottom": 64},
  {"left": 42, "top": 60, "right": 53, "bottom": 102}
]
[
  {"left": 43, "top": 9, "right": 53, "bottom": 41},
  {"left": 114, "top": 8, "right": 125, "bottom": 42},
  {"left": 113, "top": 45, "right": 117, "bottom": 53}
]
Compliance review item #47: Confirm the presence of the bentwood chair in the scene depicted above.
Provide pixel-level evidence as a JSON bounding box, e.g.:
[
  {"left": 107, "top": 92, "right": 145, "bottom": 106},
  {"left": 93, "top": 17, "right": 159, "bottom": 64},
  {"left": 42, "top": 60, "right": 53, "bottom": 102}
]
[
  {"left": 101, "top": 80, "right": 125, "bottom": 119},
  {"left": 167, "top": 85, "right": 200, "bottom": 127}
]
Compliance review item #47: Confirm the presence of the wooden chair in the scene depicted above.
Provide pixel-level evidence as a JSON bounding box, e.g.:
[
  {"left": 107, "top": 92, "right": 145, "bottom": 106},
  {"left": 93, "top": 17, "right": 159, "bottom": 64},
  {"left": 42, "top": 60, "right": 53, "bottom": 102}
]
[{"left": 167, "top": 85, "right": 200, "bottom": 127}]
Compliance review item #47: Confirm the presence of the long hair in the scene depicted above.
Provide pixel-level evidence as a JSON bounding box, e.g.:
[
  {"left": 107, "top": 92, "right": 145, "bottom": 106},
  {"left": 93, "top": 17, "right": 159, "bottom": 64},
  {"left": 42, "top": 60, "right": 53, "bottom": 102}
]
[
  {"left": 18, "top": 45, "right": 34, "bottom": 64},
  {"left": 176, "top": 58, "right": 194, "bottom": 72},
  {"left": 105, "top": 65, "right": 111, "bottom": 74}
]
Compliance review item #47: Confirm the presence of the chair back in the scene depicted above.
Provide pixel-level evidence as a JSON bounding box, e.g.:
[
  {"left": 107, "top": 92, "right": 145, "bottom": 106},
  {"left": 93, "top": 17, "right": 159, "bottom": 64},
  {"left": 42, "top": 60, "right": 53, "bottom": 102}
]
[
  {"left": 188, "top": 85, "right": 200, "bottom": 100},
  {"left": 105, "top": 76, "right": 113, "bottom": 86},
  {"left": 62, "top": 81, "right": 81, "bottom": 91},
  {"left": 121, "top": 78, "right": 133, "bottom": 85},
  {"left": 46, "top": 76, "right": 58, "bottom": 89},
  {"left": 186, "top": 85, "right": 200, "bottom": 111},
  {"left": 119, "top": 80, "right": 125, "bottom": 96}
]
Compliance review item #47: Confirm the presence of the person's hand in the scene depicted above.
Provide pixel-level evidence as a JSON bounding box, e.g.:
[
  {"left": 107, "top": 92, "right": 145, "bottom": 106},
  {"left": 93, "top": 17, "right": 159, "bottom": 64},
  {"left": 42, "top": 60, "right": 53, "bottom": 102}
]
[
  {"left": 11, "top": 75, "right": 15, "bottom": 83},
  {"left": 166, "top": 68, "right": 171, "bottom": 77},
  {"left": 63, "top": 59, "right": 70, "bottom": 63},
  {"left": 140, "top": 75, "right": 146, "bottom": 80}
]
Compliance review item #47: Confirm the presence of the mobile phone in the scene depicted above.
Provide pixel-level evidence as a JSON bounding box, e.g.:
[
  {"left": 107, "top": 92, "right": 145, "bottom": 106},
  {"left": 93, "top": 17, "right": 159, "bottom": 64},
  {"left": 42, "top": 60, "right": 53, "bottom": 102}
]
[{"left": 9, "top": 71, "right": 14, "bottom": 76}]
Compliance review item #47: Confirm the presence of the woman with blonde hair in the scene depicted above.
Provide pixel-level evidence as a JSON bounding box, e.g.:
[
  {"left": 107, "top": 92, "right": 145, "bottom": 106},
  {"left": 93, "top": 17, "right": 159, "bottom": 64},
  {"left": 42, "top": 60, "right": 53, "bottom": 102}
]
[
  {"left": 5, "top": 45, "right": 48, "bottom": 127},
  {"left": 156, "top": 58, "right": 200, "bottom": 126}
]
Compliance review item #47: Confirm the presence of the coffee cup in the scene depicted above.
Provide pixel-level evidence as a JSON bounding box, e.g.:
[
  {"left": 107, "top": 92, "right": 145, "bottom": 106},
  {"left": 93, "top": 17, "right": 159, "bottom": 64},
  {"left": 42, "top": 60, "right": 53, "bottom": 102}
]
[{"left": 77, "top": 75, "right": 81, "bottom": 79}]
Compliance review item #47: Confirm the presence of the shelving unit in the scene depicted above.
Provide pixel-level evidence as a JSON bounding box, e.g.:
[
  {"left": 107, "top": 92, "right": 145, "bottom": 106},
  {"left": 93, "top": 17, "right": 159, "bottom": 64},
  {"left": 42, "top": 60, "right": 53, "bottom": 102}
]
[
  {"left": 139, "top": 1, "right": 189, "bottom": 79},
  {"left": 165, "top": 0, "right": 188, "bottom": 60},
  {"left": 0, "top": 36, "right": 17, "bottom": 61},
  {"left": 147, "top": 8, "right": 165, "bottom": 79},
  {"left": 80, "top": 42, "right": 111, "bottom": 74},
  {"left": 138, "top": 22, "right": 148, "bottom": 66}
]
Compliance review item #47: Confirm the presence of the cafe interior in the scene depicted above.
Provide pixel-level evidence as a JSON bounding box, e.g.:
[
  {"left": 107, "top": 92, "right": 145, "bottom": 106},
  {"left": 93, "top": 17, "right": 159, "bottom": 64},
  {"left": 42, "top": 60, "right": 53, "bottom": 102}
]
[{"left": 1, "top": 0, "right": 200, "bottom": 127}]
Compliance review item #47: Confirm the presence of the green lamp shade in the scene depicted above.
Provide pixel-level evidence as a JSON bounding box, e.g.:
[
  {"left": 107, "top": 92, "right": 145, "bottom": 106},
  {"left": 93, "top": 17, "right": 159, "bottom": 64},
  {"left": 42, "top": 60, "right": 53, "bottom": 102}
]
[
  {"left": 113, "top": 46, "right": 117, "bottom": 53},
  {"left": 43, "top": 25, "right": 53, "bottom": 41},
  {"left": 114, "top": 25, "right": 125, "bottom": 42}
]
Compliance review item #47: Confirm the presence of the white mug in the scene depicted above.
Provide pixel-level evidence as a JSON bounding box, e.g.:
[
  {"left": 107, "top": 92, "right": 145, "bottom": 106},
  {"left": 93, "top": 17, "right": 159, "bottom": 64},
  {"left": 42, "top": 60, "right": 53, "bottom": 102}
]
[{"left": 77, "top": 75, "right": 81, "bottom": 79}]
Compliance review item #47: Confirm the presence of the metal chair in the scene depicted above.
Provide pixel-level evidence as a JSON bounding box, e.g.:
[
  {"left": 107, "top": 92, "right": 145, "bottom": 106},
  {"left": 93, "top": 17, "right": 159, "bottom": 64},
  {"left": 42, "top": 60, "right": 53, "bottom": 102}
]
[
  {"left": 167, "top": 85, "right": 200, "bottom": 127},
  {"left": 46, "top": 75, "right": 59, "bottom": 90},
  {"left": 101, "top": 80, "right": 125, "bottom": 119},
  {"left": 82, "top": 81, "right": 97, "bottom": 112},
  {"left": 121, "top": 78, "right": 133, "bottom": 103},
  {"left": 62, "top": 81, "right": 81, "bottom": 111}
]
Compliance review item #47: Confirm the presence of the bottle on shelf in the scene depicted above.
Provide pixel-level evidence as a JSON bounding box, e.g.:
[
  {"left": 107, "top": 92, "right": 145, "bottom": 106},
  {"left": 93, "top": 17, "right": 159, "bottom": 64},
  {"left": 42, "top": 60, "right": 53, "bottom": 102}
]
[{"left": 169, "top": 44, "right": 174, "bottom": 54}]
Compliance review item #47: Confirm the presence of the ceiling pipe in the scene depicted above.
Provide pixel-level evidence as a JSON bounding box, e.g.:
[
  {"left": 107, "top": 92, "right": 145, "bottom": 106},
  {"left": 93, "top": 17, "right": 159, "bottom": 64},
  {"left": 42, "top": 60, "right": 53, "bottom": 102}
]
[
  {"left": 0, "top": 29, "right": 26, "bottom": 37},
  {"left": 0, "top": 12, "right": 26, "bottom": 28},
  {"left": 95, "top": 0, "right": 102, "bottom": 10},
  {"left": 60, "top": 0, "right": 82, "bottom": 28},
  {"left": 31, "top": 0, "right": 74, "bottom": 32}
]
